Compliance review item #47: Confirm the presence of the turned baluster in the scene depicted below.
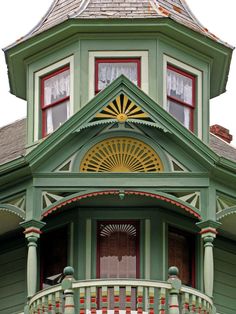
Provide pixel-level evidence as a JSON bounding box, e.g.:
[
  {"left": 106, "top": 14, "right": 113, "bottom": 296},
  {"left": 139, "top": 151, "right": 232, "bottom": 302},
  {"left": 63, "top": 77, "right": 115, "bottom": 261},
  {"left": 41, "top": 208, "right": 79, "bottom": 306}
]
[{"left": 137, "top": 286, "right": 144, "bottom": 314}]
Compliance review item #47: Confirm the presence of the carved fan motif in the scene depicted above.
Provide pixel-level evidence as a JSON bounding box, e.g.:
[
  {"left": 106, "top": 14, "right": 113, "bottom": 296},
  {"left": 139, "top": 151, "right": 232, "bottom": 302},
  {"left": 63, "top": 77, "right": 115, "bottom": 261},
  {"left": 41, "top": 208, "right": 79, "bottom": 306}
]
[
  {"left": 80, "top": 137, "right": 164, "bottom": 172},
  {"left": 94, "top": 94, "right": 153, "bottom": 123}
]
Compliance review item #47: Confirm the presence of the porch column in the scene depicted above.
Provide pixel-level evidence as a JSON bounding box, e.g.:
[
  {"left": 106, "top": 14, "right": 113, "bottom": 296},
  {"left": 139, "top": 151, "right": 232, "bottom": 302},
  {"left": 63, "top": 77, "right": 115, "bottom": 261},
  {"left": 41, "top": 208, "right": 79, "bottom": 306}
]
[
  {"left": 21, "top": 219, "right": 45, "bottom": 298},
  {"left": 197, "top": 220, "right": 221, "bottom": 298}
]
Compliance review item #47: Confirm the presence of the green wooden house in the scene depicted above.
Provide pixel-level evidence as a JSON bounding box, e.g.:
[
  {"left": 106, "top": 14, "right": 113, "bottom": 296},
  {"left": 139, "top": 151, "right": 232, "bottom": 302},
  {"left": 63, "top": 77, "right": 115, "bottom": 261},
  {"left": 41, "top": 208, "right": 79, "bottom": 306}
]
[{"left": 0, "top": 0, "right": 236, "bottom": 313}]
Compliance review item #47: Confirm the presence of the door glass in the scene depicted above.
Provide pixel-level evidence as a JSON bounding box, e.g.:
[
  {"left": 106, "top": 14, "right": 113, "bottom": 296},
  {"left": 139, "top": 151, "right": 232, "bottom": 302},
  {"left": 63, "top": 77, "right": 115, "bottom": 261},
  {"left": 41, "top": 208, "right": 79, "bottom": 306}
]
[{"left": 98, "top": 222, "right": 139, "bottom": 279}]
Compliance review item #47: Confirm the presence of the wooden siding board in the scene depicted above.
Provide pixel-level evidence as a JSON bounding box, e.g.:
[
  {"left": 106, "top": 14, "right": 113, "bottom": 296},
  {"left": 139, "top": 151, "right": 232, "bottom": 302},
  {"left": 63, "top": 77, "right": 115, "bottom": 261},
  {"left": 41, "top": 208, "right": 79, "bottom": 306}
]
[
  {"left": 0, "top": 246, "right": 26, "bottom": 314},
  {"left": 214, "top": 247, "right": 236, "bottom": 314}
]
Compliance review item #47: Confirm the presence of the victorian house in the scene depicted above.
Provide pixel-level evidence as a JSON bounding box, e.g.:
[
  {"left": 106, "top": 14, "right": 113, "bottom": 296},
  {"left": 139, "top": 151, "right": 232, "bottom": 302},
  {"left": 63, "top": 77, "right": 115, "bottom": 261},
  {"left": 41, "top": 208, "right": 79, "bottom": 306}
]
[{"left": 0, "top": 0, "right": 236, "bottom": 313}]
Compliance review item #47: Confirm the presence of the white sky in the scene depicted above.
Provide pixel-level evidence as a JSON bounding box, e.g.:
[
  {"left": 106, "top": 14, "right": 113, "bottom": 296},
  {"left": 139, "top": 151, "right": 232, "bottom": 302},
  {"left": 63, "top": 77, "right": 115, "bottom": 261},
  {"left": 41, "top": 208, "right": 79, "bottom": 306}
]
[{"left": 0, "top": 0, "right": 236, "bottom": 144}]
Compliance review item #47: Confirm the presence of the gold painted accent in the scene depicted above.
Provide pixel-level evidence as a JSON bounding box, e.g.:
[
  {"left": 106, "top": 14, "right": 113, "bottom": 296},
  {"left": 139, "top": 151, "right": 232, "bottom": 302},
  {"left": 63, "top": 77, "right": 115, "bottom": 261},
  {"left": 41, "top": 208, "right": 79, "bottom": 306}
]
[
  {"left": 80, "top": 137, "right": 164, "bottom": 172},
  {"left": 95, "top": 94, "right": 150, "bottom": 123}
]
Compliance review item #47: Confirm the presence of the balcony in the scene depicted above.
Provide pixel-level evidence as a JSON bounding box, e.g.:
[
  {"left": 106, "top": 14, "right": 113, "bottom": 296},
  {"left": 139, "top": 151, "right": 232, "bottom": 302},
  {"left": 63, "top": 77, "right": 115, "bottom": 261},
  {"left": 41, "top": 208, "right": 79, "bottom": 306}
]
[{"left": 28, "top": 267, "right": 214, "bottom": 314}]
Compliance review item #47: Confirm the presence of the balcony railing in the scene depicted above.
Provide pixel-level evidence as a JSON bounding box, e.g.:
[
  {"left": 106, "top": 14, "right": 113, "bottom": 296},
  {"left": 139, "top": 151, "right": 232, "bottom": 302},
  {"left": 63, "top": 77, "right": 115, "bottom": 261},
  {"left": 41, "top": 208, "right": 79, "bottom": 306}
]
[{"left": 28, "top": 267, "right": 214, "bottom": 314}]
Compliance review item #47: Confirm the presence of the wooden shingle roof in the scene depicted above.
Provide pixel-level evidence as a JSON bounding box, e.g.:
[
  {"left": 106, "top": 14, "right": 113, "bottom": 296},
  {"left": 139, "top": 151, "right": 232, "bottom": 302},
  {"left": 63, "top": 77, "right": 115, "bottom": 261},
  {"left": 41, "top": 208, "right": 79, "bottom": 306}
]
[
  {"left": 9, "top": 0, "right": 230, "bottom": 48},
  {"left": 0, "top": 119, "right": 26, "bottom": 165}
]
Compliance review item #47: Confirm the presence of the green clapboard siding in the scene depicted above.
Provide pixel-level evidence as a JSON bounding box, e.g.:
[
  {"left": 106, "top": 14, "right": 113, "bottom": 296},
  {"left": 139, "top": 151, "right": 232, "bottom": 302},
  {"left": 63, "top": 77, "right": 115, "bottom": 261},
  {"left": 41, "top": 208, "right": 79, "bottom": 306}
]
[
  {"left": 0, "top": 246, "right": 27, "bottom": 314},
  {"left": 214, "top": 247, "right": 236, "bottom": 314}
]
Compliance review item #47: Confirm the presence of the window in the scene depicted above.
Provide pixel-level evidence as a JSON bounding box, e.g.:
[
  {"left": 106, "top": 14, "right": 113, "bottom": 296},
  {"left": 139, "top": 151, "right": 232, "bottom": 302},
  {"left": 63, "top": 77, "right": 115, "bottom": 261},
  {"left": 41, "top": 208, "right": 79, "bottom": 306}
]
[
  {"left": 95, "top": 58, "right": 141, "bottom": 94},
  {"left": 41, "top": 66, "right": 70, "bottom": 136},
  {"left": 167, "top": 65, "right": 195, "bottom": 131},
  {"left": 168, "top": 227, "right": 195, "bottom": 287},
  {"left": 40, "top": 226, "right": 68, "bottom": 289}
]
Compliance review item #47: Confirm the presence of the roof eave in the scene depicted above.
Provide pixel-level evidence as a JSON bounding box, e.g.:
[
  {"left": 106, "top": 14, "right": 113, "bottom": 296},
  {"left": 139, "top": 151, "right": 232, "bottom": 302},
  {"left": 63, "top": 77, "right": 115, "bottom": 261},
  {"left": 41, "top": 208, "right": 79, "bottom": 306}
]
[{"left": 4, "top": 18, "right": 233, "bottom": 100}]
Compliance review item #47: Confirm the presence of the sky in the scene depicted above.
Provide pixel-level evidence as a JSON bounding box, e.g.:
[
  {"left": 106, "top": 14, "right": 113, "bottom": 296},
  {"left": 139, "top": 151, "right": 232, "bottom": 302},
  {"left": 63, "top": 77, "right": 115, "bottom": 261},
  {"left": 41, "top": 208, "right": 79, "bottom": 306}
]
[{"left": 0, "top": 0, "right": 236, "bottom": 144}]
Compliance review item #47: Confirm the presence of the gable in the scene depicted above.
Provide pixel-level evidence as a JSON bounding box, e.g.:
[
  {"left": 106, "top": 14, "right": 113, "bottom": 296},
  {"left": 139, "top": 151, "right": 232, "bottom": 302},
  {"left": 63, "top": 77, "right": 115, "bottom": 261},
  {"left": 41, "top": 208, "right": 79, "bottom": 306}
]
[{"left": 30, "top": 76, "right": 211, "bottom": 175}]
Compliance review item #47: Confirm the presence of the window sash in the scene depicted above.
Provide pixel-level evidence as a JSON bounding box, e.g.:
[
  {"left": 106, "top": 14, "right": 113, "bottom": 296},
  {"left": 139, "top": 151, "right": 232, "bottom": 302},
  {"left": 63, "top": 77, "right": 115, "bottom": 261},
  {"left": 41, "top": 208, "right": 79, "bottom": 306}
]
[
  {"left": 41, "top": 66, "right": 70, "bottom": 136},
  {"left": 167, "top": 65, "right": 195, "bottom": 131},
  {"left": 95, "top": 58, "right": 141, "bottom": 93}
]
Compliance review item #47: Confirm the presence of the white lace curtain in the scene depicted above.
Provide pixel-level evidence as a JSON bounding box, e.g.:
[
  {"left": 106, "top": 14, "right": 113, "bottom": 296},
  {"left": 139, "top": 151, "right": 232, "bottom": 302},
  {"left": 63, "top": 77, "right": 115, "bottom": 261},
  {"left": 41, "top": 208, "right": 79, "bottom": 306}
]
[
  {"left": 44, "top": 69, "right": 70, "bottom": 106},
  {"left": 167, "top": 100, "right": 190, "bottom": 128},
  {"left": 98, "top": 62, "right": 138, "bottom": 90},
  {"left": 46, "top": 101, "right": 70, "bottom": 134},
  {"left": 167, "top": 69, "right": 193, "bottom": 105}
]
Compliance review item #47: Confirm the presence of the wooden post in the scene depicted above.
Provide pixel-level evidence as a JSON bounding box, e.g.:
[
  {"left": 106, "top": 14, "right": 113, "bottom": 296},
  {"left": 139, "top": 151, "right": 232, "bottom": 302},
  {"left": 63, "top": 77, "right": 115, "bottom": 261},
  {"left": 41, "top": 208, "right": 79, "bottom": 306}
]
[
  {"left": 197, "top": 220, "right": 221, "bottom": 298},
  {"left": 167, "top": 266, "right": 181, "bottom": 314},
  {"left": 21, "top": 220, "right": 45, "bottom": 300},
  {"left": 62, "top": 266, "right": 75, "bottom": 314}
]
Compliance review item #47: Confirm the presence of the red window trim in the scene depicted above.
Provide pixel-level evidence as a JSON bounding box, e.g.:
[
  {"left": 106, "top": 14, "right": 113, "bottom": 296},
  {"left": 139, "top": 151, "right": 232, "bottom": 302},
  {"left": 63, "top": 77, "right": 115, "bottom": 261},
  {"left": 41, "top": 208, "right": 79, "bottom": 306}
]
[
  {"left": 168, "top": 226, "right": 196, "bottom": 288},
  {"left": 41, "top": 65, "right": 70, "bottom": 137},
  {"left": 167, "top": 64, "right": 196, "bottom": 131},
  {"left": 95, "top": 58, "right": 141, "bottom": 94},
  {"left": 96, "top": 220, "right": 140, "bottom": 279}
]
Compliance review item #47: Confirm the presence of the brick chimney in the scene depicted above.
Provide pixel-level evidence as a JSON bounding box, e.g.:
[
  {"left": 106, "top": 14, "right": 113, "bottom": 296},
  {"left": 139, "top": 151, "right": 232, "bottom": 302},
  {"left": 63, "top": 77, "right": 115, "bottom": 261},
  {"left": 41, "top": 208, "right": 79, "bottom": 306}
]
[{"left": 210, "top": 124, "right": 233, "bottom": 144}]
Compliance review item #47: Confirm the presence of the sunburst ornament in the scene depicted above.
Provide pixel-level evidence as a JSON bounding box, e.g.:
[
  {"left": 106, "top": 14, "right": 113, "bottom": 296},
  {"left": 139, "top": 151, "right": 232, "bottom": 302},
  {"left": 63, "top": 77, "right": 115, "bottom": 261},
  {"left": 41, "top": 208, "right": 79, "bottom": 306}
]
[
  {"left": 80, "top": 137, "right": 164, "bottom": 172},
  {"left": 94, "top": 94, "right": 153, "bottom": 123}
]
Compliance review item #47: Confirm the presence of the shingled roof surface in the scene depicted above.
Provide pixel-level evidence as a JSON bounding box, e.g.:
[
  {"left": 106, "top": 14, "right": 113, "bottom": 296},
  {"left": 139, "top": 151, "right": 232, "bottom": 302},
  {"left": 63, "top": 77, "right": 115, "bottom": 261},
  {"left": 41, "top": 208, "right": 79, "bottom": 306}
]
[
  {"left": 0, "top": 119, "right": 236, "bottom": 166},
  {"left": 6, "top": 0, "right": 230, "bottom": 49},
  {"left": 209, "top": 133, "right": 236, "bottom": 163},
  {"left": 0, "top": 119, "right": 26, "bottom": 165}
]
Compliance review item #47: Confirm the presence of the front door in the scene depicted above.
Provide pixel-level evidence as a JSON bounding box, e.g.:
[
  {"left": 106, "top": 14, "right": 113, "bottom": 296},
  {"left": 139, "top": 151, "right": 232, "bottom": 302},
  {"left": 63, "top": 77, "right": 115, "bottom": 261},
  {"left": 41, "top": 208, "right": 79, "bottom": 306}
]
[{"left": 97, "top": 221, "right": 139, "bottom": 279}]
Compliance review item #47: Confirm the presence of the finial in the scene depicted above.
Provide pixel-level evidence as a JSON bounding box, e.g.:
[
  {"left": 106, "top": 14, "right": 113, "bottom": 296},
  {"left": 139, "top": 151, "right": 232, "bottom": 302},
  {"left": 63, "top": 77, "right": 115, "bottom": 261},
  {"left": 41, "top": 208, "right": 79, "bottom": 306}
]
[{"left": 63, "top": 266, "right": 74, "bottom": 276}]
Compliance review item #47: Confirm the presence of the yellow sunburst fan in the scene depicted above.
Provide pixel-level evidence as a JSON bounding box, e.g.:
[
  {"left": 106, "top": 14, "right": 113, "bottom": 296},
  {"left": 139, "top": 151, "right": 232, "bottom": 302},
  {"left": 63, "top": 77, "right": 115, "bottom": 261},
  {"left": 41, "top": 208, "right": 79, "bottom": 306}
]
[
  {"left": 95, "top": 94, "right": 150, "bottom": 123},
  {"left": 80, "top": 137, "right": 164, "bottom": 172}
]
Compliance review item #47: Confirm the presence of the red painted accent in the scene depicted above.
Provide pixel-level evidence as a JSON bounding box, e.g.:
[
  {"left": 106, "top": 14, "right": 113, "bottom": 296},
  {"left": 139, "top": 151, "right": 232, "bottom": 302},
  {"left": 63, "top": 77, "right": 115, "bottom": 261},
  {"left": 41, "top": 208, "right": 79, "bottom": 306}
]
[
  {"left": 24, "top": 228, "right": 42, "bottom": 235},
  {"left": 42, "top": 190, "right": 201, "bottom": 219},
  {"left": 210, "top": 124, "right": 233, "bottom": 143},
  {"left": 169, "top": 305, "right": 179, "bottom": 308},
  {"left": 95, "top": 58, "right": 141, "bottom": 94},
  {"left": 167, "top": 64, "right": 195, "bottom": 132},
  {"left": 199, "top": 227, "right": 218, "bottom": 235},
  {"left": 41, "top": 66, "right": 70, "bottom": 137}
]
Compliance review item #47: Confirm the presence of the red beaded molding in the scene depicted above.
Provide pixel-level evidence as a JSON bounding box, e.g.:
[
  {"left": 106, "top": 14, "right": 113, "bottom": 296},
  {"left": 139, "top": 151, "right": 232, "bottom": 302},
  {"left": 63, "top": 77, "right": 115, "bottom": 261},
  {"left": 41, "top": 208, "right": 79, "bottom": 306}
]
[
  {"left": 24, "top": 227, "right": 42, "bottom": 235},
  {"left": 42, "top": 190, "right": 201, "bottom": 219},
  {"left": 199, "top": 227, "right": 218, "bottom": 235}
]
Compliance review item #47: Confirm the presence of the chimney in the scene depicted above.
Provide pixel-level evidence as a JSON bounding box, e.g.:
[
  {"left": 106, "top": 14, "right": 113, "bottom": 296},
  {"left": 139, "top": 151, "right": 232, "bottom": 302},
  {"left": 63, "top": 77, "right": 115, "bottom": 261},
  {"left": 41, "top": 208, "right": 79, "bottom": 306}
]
[{"left": 210, "top": 124, "right": 233, "bottom": 144}]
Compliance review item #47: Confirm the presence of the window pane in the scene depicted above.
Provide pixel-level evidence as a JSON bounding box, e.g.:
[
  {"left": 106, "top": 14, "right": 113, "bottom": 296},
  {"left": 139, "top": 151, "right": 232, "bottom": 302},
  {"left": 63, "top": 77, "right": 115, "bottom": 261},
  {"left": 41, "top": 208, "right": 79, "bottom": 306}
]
[
  {"left": 167, "top": 68, "right": 193, "bottom": 105},
  {"left": 41, "top": 227, "right": 68, "bottom": 289},
  {"left": 44, "top": 69, "right": 70, "bottom": 106},
  {"left": 98, "top": 62, "right": 138, "bottom": 90},
  {"left": 168, "top": 229, "right": 194, "bottom": 286},
  {"left": 167, "top": 99, "right": 191, "bottom": 129},
  {"left": 46, "top": 100, "right": 69, "bottom": 134},
  {"left": 98, "top": 223, "right": 138, "bottom": 279}
]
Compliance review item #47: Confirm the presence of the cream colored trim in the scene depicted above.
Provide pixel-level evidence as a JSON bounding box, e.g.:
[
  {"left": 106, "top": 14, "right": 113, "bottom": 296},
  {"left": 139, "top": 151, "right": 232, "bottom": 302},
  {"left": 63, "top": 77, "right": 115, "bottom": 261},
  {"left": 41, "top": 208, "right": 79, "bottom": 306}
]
[
  {"left": 34, "top": 56, "right": 74, "bottom": 141},
  {"left": 145, "top": 219, "right": 151, "bottom": 279},
  {"left": 88, "top": 51, "right": 149, "bottom": 99},
  {"left": 163, "top": 55, "right": 203, "bottom": 139},
  {"left": 85, "top": 219, "right": 92, "bottom": 279}
]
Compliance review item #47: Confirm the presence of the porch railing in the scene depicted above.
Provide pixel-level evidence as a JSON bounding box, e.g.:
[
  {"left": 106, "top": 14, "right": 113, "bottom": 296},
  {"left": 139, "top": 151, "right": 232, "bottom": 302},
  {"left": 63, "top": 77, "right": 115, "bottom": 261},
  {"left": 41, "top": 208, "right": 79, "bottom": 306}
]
[{"left": 28, "top": 267, "right": 214, "bottom": 314}]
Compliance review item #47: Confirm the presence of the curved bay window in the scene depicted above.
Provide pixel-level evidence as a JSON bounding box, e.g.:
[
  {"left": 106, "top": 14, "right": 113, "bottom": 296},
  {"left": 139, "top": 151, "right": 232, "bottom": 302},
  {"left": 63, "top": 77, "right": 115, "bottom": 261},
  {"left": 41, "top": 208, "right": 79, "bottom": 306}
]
[
  {"left": 41, "top": 66, "right": 70, "bottom": 136},
  {"left": 95, "top": 58, "right": 141, "bottom": 94},
  {"left": 167, "top": 65, "right": 195, "bottom": 131}
]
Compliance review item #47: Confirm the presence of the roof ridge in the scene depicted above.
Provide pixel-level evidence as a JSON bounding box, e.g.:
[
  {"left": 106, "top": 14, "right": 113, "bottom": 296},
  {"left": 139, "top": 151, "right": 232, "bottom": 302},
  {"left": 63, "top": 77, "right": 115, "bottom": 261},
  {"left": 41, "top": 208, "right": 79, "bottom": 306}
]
[{"left": 69, "top": 0, "right": 90, "bottom": 18}]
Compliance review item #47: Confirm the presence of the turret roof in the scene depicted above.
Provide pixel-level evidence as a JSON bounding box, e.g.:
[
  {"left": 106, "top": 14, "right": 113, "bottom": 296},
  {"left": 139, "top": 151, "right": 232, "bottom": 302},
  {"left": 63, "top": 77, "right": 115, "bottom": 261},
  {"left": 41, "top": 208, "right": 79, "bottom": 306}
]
[{"left": 10, "top": 0, "right": 230, "bottom": 48}]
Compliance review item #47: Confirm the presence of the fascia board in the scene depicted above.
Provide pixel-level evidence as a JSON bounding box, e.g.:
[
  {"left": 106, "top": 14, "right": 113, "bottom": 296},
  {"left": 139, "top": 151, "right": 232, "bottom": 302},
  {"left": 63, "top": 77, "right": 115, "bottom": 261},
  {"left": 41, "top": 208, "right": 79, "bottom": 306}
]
[{"left": 4, "top": 18, "right": 232, "bottom": 99}]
